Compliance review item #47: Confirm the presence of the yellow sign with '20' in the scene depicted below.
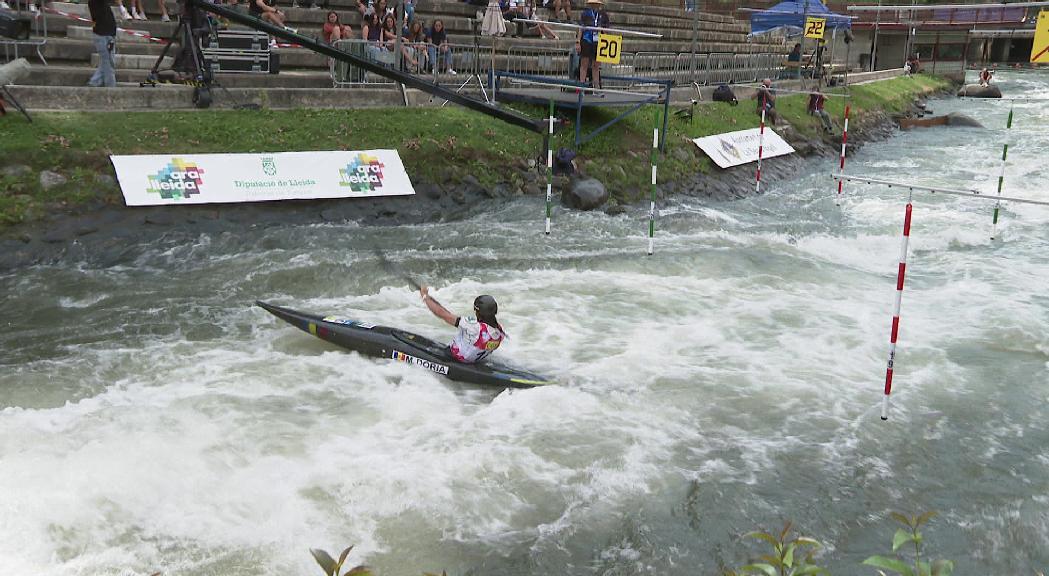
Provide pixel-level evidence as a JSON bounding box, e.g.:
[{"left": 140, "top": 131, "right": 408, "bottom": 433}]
[{"left": 596, "top": 33, "right": 623, "bottom": 65}]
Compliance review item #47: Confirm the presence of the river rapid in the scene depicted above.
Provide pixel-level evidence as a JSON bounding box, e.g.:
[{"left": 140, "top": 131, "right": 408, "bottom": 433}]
[{"left": 2, "top": 70, "right": 1047, "bottom": 576}]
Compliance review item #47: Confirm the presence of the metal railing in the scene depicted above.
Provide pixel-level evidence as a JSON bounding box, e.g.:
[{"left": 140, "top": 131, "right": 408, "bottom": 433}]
[{"left": 329, "top": 39, "right": 788, "bottom": 90}]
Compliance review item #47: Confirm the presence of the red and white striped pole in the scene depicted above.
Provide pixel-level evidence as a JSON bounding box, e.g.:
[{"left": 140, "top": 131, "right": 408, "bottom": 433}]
[
  {"left": 882, "top": 192, "right": 913, "bottom": 420},
  {"left": 836, "top": 105, "right": 850, "bottom": 206},
  {"left": 755, "top": 96, "right": 766, "bottom": 193}
]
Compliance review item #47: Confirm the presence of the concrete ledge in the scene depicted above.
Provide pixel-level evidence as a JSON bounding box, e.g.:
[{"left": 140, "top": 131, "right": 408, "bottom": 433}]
[{"left": 6, "top": 84, "right": 403, "bottom": 109}]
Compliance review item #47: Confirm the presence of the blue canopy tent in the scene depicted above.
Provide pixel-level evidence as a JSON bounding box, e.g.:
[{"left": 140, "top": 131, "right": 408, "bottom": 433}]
[{"left": 749, "top": 0, "right": 852, "bottom": 36}]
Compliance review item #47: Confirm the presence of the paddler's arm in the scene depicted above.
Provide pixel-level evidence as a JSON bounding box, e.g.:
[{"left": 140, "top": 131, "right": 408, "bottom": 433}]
[{"left": 419, "top": 285, "right": 458, "bottom": 327}]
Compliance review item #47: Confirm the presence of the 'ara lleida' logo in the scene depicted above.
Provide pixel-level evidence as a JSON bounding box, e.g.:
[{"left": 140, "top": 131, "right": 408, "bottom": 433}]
[
  {"left": 147, "top": 158, "right": 205, "bottom": 200},
  {"left": 338, "top": 153, "right": 385, "bottom": 193}
]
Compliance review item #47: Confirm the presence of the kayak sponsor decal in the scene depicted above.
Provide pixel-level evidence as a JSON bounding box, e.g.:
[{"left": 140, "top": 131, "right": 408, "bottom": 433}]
[
  {"left": 338, "top": 153, "right": 386, "bottom": 193},
  {"left": 146, "top": 157, "right": 205, "bottom": 200},
  {"left": 110, "top": 150, "right": 414, "bottom": 206},
  {"left": 322, "top": 316, "right": 375, "bottom": 329},
  {"left": 392, "top": 351, "right": 449, "bottom": 375}
]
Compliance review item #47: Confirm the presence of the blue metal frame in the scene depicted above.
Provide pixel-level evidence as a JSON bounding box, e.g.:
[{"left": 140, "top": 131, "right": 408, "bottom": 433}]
[{"left": 493, "top": 71, "right": 673, "bottom": 151}]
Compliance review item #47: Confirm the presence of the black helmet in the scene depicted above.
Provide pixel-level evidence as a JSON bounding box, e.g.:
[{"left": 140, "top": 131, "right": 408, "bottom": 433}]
[{"left": 473, "top": 295, "right": 498, "bottom": 318}]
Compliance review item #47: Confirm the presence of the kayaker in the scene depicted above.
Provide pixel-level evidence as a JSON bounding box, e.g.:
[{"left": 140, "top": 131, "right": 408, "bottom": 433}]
[{"left": 419, "top": 286, "right": 506, "bottom": 363}]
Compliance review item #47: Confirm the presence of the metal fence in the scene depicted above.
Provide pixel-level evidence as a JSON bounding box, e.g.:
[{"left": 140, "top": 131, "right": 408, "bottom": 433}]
[{"left": 329, "top": 39, "right": 787, "bottom": 90}]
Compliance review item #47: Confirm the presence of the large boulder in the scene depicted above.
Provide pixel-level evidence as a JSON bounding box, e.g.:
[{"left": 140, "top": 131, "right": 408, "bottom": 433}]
[
  {"left": 562, "top": 177, "right": 608, "bottom": 211},
  {"left": 945, "top": 112, "right": 984, "bottom": 128},
  {"left": 957, "top": 84, "right": 1002, "bottom": 98}
]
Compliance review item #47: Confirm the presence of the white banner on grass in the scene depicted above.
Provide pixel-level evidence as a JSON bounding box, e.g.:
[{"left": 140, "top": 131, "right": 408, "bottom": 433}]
[
  {"left": 110, "top": 150, "right": 415, "bottom": 206},
  {"left": 692, "top": 128, "right": 795, "bottom": 169}
]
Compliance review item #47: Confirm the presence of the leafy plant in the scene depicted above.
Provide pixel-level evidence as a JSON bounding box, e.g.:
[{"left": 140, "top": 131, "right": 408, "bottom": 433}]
[
  {"left": 730, "top": 521, "right": 826, "bottom": 576},
  {"left": 310, "top": 545, "right": 372, "bottom": 576},
  {"left": 863, "top": 511, "right": 953, "bottom": 576}
]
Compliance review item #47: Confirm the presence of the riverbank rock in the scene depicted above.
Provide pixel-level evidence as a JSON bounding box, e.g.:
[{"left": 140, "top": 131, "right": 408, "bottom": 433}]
[
  {"left": 39, "top": 170, "right": 68, "bottom": 190},
  {"left": 957, "top": 84, "right": 1002, "bottom": 98},
  {"left": 2, "top": 165, "right": 31, "bottom": 178},
  {"left": 562, "top": 178, "right": 608, "bottom": 211},
  {"left": 945, "top": 112, "right": 983, "bottom": 128}
]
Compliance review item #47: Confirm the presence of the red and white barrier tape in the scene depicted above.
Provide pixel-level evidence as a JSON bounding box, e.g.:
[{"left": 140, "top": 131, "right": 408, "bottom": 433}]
[
  {"left": 45, "top": 6, "right": 301, "bottom": 48},
  {"left": 44, "top": 6, "right": 169, "bottom": 43}
]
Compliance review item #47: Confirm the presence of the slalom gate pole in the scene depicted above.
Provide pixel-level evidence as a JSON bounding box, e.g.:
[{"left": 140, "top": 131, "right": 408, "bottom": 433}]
[
  {"left": 991, "top": 103, "right": 1013, "bottom": 240},
  {"left": 545, "top": 98, "right": 554, "bottom": 235},
  {"left": 649, "top": 108, "right": 659, "bottom": 255},
  {"left": 836, "top": 105, "right": 850, "bottom": 206},
  {"left": 756, "top": 96, "right": 766, "bottom": 193},
  {"left": 882, "top": 191, "right": 913, "bottom": 421}
]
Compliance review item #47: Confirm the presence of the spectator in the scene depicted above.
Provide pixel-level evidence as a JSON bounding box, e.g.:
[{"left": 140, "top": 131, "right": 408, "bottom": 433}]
[
  {"left": 87, "top": 0, "right": 117, "bottom": 87},
  {"left": 523, "top": 0, "right": 558, "bottom": 39},
  {"left": 576, "top": 0, "right": 608, "bottom": 91},
  {"left": 322, "top": 10, "right": 352, "bottom": 45},
  {"left": 382, "top": 12, "right": 418, "bottom": 69},
  {"left": 375, "top": 0, "right": 392, "bottom": 17},
  {"left": 481, "top": 0, "right": 507, "bottom": 37},
  {"left": 540, "top": 0, "right": 571, "bottom": 21},
  {"left": 356, "top": 0, "right": 372, "bottom": 16},
  {"left": 362, "top": 11, "right": 385, "bottom": 60},
  {"left": 808, "top": 90, "right": 834, "bottom": 133},
  {"left": 403, "top": 0, "right": 416, "bottom": 22},
  {"left": 501, "top": 0, "right": 528, "bottom": 37},
  {"left": 250, "top": 0, "right": 286, "bottom": 27},
  {"left": 404, "top": 20, "right": 428, "bottom": 71},
  {"left": 907, "top": 54, "right": 921, "bottom": 74},
  {"left": 805, "top": 39, "right": 826, "bottom": 79},
  {"left": 426, "top": 19, "right": 456, "bottom": 74},
  {"left": 979, "top": 66, "right": 993, "bottom": 86},
  {"left": 787, "top": 43, "right": 801, "bottom": 64},
  {"left": 681, "top": 0, "right": 695, "bottom": 11},
  {"left": 754, "top": 78, "right": 778, "bottom": 125}
]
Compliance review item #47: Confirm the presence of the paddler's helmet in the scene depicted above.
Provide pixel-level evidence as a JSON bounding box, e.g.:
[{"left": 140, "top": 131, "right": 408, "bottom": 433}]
[{"left": 473, "top": 295, "right": 498, "bottom": 318}]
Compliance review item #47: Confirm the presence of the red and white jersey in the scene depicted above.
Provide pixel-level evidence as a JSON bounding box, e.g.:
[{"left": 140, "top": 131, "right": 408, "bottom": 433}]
[{"left": 450, "top": 316, "right": 504, "bottom": 363}]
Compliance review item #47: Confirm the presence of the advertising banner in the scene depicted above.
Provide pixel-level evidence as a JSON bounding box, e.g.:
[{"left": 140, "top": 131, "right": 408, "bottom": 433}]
[
  {"left": 692, "top": 128, "right": 796, "bottom": 169},
  {"left": 110, "top": 150, "right": 415, "bottom": 206}
]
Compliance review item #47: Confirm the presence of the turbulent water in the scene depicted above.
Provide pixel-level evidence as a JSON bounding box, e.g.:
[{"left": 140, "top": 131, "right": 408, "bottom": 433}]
[{"left": 2, "top": 70, "right": 1048, "bottom": 576}]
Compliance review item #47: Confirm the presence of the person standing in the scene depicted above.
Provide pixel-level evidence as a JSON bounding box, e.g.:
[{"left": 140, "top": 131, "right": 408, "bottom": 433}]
[
  {"left": 576, "top": 0, "right": 608, "bottom": 91},
  {"left": 808, "top": 90, "right": 834, "bottom": 133},
  {"left": 87, "top": 0, "right": 117, "bottom": 87}
]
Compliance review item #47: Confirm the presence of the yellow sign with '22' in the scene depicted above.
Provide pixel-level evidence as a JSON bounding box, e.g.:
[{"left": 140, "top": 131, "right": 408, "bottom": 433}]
[
  {"left": 1031, "top": 11, "right": 1049, "bottom": 63},
  {"left": 596, "top": 33, "right": 623, "bottom": 65},
  {"left": 804, "top": 17, "right": 827, "bottom": 39}
]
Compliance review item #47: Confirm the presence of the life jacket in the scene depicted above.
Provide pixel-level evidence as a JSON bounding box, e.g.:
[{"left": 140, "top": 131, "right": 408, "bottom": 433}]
[{"left": 450, "top": 317, "right": 504, "bottom": 364}]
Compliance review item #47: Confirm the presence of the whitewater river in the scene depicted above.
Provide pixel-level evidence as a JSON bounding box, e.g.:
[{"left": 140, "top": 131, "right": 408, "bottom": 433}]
[{"left": 2, "top": 70, "right": 1047, "bottom": 575}]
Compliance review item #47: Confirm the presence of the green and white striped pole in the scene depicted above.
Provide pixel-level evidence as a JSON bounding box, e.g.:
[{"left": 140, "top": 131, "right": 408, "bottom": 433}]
[
  {"left": 991, "top": 103, "right": 1013, "bottom": 240},
  {"left": 545, "top": 98, "right": 554, "bottom": 235},
  {"left": 648, "top": 108, "right": 660, "bottom": 255}
]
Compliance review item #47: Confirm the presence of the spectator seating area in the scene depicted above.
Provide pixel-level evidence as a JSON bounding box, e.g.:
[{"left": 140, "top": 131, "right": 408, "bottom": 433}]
[{"left": 2, "top": 0, "right": 790, "bottom": 105}]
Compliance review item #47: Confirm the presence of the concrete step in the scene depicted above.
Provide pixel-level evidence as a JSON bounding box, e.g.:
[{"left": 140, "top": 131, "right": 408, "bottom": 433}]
[
  {"left": 67, "top": 24, "right": 155, "bottom": 43},
  {"left": 92, "top": 52, "right": 173, "bottom": 69},
  {"left": 5, "top": 84, "right": 404, "bottom": 110},
  {"left": 21, "top": 63, "right": 335, "bottom": 87}
]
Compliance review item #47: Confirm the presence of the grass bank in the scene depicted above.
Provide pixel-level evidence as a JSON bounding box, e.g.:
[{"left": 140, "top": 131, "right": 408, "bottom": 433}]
[{"left": 0, "top": 74, "right": 950, "bottom": 230}]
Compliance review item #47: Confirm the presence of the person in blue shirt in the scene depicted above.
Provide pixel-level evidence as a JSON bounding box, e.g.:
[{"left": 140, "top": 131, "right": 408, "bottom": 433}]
[{"left": 575, "top": 0, "right": 608, "bottom": 91}]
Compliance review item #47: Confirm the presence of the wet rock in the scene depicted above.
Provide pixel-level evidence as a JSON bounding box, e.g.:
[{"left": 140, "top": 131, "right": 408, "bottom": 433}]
[
  {"left": 417, "top": 182, "right": 442, "bottom": 200},
  {"left": 605, "top": 204, "right": 627, "bottom": 216},
  {"left": 671, "top": 146, "right": 692, "bottom": 164},
  {"left": 39, "top": 170, "right": 68, "bottom": 190},
  {"left": 562, "top": 178, "right": 608, "bottom": 211},
  {"left": 1, "top": 164, "right": 31, "bottom": 178},
  {"left": 523, "top": 182, "right": 541, "bottom": 196},
  {"left": 945, "top": 112, "right": 983, "bottom": 128},
  {"left": 94, "top": 173, "right": 118, "bottom": 187}
]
